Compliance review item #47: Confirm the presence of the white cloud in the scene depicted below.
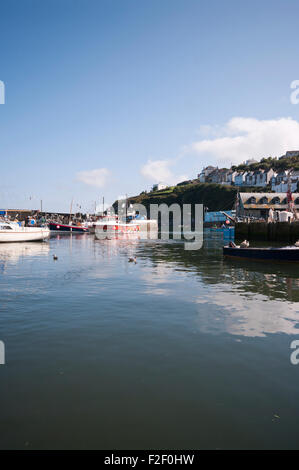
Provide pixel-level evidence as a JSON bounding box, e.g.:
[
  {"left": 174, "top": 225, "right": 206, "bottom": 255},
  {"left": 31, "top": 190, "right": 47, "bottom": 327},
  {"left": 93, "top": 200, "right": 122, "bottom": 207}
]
[
  {"left": 141, "top": 159, "right": 172, "bottom": 182},
  {"left": 77, "top": 168, "right": 110, "bottom": 188},
  {"left": 140, "top": 117, "right": 299, "bottom": 186},
  {"left": 141, "top": 159, "right": 187, "bottom": 185},
  {"left": 189, "top": 117, "right": 299, "bottom": 166}
]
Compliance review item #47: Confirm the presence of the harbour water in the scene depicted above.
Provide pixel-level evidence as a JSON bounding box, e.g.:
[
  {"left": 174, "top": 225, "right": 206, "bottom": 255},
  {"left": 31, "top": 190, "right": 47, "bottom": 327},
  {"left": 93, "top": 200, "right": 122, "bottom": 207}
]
[{"left": 0, "top": 234, "right": 299, "bottom": 449}]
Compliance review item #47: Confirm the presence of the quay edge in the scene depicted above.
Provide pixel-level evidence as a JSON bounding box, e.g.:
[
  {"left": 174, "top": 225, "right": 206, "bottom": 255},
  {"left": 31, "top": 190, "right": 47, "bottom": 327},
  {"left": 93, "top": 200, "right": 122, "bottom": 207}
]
[{"left": 235, "top": 221, "right": 299, "bottom": 243}]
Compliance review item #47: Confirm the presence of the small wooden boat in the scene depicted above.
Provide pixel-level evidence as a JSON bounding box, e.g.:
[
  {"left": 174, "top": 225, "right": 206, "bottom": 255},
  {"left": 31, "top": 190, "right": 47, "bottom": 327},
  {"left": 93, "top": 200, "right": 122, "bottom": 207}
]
[{"left": 223, "top": 245, "right": 299, "bottom": 262}]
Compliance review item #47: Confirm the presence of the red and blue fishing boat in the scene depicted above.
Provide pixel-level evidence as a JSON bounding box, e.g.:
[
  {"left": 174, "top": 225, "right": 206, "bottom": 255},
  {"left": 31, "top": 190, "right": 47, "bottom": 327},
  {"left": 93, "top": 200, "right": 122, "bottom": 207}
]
[{"left": 49, "top": 222, "right": 89, "bottom": 233}]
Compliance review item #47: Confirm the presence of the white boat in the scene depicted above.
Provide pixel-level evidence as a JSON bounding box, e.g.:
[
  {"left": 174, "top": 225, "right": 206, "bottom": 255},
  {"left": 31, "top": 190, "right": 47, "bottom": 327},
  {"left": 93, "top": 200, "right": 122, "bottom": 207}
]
[
  {"left": 0, "top": 221, "right": 50, "bottom": 243},
  {"left": 94, "top": 215, "right": 140, "bottom": 238},
  {"left": 94, "top": 214, "right": 158, "bottom": 240}
]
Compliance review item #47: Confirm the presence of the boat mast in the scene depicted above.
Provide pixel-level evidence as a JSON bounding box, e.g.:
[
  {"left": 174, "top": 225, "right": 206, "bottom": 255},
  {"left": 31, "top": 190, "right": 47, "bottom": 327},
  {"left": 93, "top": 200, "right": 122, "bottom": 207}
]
[
  {"left": 69, "top": 198, "right": 73, "bottom": 224},
  {"left": 286, "top": 169, "right": 298, "bottom": 219},
  {"left": 234, "top": 187, "right": 239, "bottom": 219}
]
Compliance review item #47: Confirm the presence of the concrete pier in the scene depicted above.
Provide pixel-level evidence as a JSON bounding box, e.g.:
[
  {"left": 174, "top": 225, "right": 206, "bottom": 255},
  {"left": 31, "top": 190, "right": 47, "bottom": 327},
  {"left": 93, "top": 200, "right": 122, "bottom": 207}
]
[{"left": 235, "top": 222, "right": 299, "bottom": 243}]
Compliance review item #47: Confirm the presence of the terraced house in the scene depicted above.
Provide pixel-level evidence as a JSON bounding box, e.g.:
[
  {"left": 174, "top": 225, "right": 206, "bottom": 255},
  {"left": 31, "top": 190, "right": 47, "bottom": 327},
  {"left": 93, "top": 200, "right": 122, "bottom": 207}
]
[
  {"left": 237, "top": 192, "right": 299, "bottom": 219},
  {"left": 271, "top": 170, "right": 299, "bottom": 193}
]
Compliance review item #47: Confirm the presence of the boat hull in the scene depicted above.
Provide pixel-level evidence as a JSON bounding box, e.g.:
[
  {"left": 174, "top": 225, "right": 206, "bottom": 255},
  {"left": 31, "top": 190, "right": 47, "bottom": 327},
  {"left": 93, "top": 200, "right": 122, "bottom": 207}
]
[
  {"left": 223, "top": 246, "right": 299, "bottom": 262},
  {"left": 0, "top": 228, "right": 50, "bottom": 243},
  {"left": 95, "top": 223, "right": 141, "bottom": 241},
  {"left": 49, "top": 223, "right": 89, "bottom": 233}
]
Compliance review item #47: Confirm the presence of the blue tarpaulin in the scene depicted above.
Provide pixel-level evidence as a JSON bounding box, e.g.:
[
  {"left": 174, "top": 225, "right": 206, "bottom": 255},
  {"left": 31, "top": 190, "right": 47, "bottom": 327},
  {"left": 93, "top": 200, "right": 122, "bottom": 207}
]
[{"left": 204, "top": 210, "right": 235, "bottom": 222}]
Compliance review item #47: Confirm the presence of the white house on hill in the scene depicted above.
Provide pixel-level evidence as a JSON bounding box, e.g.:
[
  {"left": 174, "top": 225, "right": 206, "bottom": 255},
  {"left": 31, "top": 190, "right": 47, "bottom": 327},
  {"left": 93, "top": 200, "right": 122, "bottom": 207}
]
[{"left": 152, "top": 183, "right": 167, "bottom": 191}]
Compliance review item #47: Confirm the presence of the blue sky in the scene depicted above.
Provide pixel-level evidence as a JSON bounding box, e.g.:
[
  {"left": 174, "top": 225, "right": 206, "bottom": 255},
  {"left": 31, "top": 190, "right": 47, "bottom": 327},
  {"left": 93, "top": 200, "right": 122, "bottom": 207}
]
[{"left": 1, "top": 0, "right": 299, "bottom": 212}]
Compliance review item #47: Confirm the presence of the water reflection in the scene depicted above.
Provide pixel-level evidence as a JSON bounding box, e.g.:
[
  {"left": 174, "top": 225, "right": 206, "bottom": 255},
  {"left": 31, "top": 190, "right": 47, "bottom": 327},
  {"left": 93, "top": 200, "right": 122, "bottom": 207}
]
[
  {"left": 0, "top": 242, "right": 50, "bottom": 272},
  {"left": 137, "top": 239, "right": 299, "bottom": 301},
  {"left": 1, "top": 235, "right": 298, "bottom": 338},
  {"left": 136, "top": 238, "right": 299, "bottom": 337},
  {"left": 1, "top": 232, "right": 299, "bottom": 449},
  {"left": 194, "top": 289, "right": 299, "bottom": 337}
]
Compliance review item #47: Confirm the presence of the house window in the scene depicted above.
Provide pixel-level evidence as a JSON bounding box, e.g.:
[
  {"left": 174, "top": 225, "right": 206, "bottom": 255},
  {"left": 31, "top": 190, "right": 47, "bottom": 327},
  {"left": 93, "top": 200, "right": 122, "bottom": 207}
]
[
  {"left": 247, "top": 197, "right": 256, "bottom": 204},
  {"left": 271, "top": 197, "right": 280, "bottom": 204},
  {"left": 259, "top": 197, "right": 268, "bottom": 204}
]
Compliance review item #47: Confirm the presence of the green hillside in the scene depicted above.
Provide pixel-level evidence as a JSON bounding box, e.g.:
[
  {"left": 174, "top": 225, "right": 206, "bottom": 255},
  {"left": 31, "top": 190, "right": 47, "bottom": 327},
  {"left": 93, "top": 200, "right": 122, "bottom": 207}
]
[
  {"left": 232, "top": 155, "right": 299, "bottom": 172},
  {"left": 124, "top": 183, "right": 262, "bottom": 212}
]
